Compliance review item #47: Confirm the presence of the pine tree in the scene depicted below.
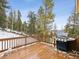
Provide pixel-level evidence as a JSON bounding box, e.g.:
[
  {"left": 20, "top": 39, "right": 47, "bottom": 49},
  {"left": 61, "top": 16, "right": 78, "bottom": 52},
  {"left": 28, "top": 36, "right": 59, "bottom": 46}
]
[
  {"left": 8, "top": 10, "right": 14, "bottom": 30},
  {"left": 0, "top": 0, "right": 9, "bottom": 28},
  {"left": 37, "top": 0, "right": 54, "bottom": 41},
  {"left": 13, "top": 10, "right": 17, "bottom": 30},
  {"left": 16, "top": 10, "right": 22, "bottom": 31},
  {"left": 65, "top": 12, "right": 79, "bottom": 37},
  {"left": 27, "top": 11, "right": 36, "bottom": 35},
  {"left": 37, "top": 6, "right": 45, "bottom": 34},
  {"left": 22, "top": 21, "right": 27, "bottom": 33},
  {"left": 43, "top": 0, "right": 54, "bottom": 30}
]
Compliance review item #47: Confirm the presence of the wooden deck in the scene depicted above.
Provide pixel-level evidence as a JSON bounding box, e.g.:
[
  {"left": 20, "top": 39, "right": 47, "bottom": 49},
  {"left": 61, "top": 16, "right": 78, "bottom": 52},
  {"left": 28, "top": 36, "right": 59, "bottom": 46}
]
[{"left": 0, "top": 42, "right": 79, "bottom": 59}]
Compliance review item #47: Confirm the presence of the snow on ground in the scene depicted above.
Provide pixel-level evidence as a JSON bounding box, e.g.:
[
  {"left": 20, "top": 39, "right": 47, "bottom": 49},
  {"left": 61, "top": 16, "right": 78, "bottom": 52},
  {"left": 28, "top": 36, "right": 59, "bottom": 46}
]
[
  {"left": 4, "top": 28, "right": 26, "bottom": 36},
  {"left": 0, "top": 30, "right": 22, "bottom": 39}
]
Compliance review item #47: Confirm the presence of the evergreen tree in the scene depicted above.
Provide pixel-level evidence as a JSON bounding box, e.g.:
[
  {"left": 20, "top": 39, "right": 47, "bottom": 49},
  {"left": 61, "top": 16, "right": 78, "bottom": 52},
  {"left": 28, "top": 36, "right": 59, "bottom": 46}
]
[
  {"left": 37, "top": 6, "right": 45, "bottom": 34},
  {"left": 16, "top": 10, "right": 22, "bottom": 31},
  {"left": 22, "top": 21, "right": 27, "bottom": 33},
  {"left": 27, "top": 11, "right": 36, "bottom": 35},
  {"left": 8, "top": 10, "right": 14, "bottom": 30},
  {"left": 13, "top": 10, "right": 17, "bottom": 30},
  {"left": 0, "top": 0, "right": 9, "bottom": 28},
  {"left": 65, "top": 12, "right": 79, "bottom": 37},
  {"left": 36, "top": 0, "right": 54, "bottom": 41},
  {"left": 43, "top": 0, "right": 54, "bottom": 30}
]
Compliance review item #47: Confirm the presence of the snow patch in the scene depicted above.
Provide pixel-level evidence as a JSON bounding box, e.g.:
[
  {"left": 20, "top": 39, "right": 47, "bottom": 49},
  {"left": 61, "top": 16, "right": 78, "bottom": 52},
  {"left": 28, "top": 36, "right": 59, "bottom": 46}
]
[{"left": 0, "top": 30, "right": 21, "bottom": 39}]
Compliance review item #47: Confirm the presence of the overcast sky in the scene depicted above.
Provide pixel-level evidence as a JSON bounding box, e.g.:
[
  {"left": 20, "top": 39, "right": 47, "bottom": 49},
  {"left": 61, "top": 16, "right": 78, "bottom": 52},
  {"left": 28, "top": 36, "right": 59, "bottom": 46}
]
[{"left": 8, "top": 0, "right": 75, "bottom": 30}]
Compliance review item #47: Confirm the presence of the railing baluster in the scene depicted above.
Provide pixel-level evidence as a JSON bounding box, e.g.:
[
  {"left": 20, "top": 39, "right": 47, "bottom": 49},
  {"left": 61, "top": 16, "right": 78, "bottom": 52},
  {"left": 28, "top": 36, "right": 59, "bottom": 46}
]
[
  {"left": 8, "top": 40, "right": 10, "bottom": 49},
  {"left": 5, "top": 41, "right": 6, "bottom": 50},
  {"left": 7, "top": 40, "right": 8, "bottom": 49},
  {"left": 12, "top": 40, "right": 13, "bottom": 48},
  {"left": 25, "top": 37, "right": 26, "bottom": 45},
  {"left": 14, "top": 39, "right": 16, "bottom": 48},
  {"left": 2, "top": 41, "right": 3, "bottom": 51},
  {"left": 13, "top": 40, "right": 14, "bottom": 48},
  {"left": 12, "top": 40, "right": 14, "bottom": 48},
  {"left": 16, "top": 39, "right": 17, "bottom": 47},
  {"left": 5, "top": 40, "right": 7, "bottom": 49}
]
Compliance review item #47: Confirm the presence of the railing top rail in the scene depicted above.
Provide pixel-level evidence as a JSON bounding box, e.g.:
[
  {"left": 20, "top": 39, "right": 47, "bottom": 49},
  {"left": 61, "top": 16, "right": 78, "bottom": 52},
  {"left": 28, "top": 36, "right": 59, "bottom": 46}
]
[
  {"left": 0, "top": 35, "right": 37, "bottom": 41},
  {"left": 0, "top": 36, "right": 27, "bottom": 41}
]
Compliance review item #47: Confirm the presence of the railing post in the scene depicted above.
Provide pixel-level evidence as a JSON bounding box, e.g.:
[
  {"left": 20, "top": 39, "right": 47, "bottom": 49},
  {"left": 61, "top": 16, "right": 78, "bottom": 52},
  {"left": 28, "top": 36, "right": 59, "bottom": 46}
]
[
  {"left": 14, "top": 39, "right": 16, "bottom": 48},
  {"left": 3, "top": 41, "right": 6, "bottom": 50}
]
